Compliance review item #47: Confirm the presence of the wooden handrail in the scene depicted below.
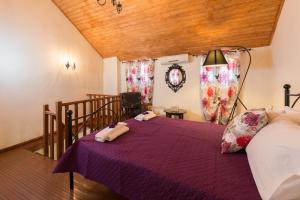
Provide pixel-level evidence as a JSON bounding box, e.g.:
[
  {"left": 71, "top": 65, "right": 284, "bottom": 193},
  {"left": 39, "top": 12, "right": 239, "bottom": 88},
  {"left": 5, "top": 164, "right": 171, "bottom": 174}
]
[
  {"left": 87, "top": 93, "right": 116, "bottom": 97},
  {"left": 62, "top": 97, "right": 103, "bottom": 106}
]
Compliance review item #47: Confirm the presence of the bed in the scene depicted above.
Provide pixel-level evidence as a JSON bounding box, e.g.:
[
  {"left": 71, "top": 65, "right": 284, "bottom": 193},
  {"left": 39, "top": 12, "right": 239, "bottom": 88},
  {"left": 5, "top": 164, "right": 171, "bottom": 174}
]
[{"left": 53, "top": 84, "right": 300, "bottom": 200}]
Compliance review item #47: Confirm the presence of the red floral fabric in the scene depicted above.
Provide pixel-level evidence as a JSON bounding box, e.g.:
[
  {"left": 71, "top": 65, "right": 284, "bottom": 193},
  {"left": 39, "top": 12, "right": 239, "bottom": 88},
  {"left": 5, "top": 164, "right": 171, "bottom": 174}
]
[
  {"left": 200, "top": 51, "right": 240, "bottom": 125},
  {"left": 125, "top": 60, "right": 155, "bottom": 103},
  {"left": 221, "top": 110, "right": 268, "bottom": 153}
]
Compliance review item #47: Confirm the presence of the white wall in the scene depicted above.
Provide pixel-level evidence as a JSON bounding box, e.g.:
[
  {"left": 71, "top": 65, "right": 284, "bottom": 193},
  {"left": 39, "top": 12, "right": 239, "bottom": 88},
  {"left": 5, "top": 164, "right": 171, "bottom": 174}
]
[
  {"left": 240, "top": 46, "right": 275, "bottom": 110},
  {"left": 0, "top": 0, "right": 102, "bottom": 149},
  {"left": 103, "top": 57, "right": 120, "bottom": 95},
  {"left": 241, "top": 0, "right": 300, "bottom": 110},
  {"left": 152, "top": 56, "right": 203, "bottom": 121},
  {"left": 270, "top": 0, "right": 300, "bottom": 109}
]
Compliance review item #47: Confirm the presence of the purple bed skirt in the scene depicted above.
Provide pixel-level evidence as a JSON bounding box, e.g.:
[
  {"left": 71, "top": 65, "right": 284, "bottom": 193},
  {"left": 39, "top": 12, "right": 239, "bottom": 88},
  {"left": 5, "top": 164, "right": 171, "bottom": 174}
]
[{"left": 54, "top": 117, "right": 261, "bottom": 200}]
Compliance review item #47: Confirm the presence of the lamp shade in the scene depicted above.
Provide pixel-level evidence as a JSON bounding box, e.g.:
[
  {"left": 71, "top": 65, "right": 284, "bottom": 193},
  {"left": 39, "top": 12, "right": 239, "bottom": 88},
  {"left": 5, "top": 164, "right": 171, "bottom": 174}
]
[{"left": 203, "top": 49, "right": 228, "bottom": 67}]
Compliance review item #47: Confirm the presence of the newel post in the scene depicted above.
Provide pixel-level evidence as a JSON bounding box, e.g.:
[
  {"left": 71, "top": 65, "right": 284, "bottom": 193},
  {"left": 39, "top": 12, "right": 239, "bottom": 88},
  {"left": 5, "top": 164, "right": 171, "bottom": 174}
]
[
  {"left": 56, "top": 101, "right": 63, "bottom": 159},
  {"left": 43, "top": 104, "right": 49, "bottom": 157}
]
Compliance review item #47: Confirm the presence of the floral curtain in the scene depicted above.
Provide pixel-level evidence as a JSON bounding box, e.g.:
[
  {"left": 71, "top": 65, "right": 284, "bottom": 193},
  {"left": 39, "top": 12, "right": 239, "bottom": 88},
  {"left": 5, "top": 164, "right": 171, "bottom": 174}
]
[
  {"left": 125, "top": 60, "right": 155, "bottom": 104},
  {"left": 200, "top": 51, "right": 241, "bottom": 125}
]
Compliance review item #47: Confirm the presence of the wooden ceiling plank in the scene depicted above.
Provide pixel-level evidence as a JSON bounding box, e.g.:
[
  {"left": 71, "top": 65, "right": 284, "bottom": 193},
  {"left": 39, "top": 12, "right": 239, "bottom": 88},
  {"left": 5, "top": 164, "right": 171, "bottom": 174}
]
[{"left": 52, "top": 0, "right": 284, "bottom": 60}]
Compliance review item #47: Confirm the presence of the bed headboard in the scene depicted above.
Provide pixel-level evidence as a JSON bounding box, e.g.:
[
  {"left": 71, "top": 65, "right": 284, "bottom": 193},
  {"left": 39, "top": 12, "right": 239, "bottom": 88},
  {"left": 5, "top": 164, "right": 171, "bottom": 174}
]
[{"left": 284, "top": 84, "right": 300, "bottom": 108}]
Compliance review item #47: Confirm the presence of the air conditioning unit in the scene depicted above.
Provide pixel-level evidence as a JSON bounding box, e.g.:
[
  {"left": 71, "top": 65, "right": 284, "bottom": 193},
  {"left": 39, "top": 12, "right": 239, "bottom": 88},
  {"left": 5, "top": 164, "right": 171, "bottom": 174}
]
[{"left": 160, "top": 54, "right": 190, "bottom": 65}]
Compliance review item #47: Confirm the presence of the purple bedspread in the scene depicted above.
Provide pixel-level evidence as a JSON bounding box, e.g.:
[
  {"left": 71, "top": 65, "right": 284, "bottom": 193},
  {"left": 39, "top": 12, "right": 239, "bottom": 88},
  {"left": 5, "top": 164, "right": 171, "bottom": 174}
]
[{"left": 54, "top": 117, "right": 261, "bottom": 200}]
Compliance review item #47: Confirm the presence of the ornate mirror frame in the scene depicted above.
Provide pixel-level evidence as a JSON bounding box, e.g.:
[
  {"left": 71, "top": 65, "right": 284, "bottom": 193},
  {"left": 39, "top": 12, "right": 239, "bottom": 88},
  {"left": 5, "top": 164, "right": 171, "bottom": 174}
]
[{"left": 165, "top": 64, "right": 186, "bottom": 93}]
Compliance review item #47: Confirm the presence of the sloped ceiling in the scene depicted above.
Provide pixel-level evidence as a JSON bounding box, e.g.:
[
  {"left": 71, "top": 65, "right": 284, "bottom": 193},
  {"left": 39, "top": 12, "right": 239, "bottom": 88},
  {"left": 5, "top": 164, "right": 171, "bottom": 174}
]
[{"left": 52, "top": 0, "right": 284, "bottom": 60}]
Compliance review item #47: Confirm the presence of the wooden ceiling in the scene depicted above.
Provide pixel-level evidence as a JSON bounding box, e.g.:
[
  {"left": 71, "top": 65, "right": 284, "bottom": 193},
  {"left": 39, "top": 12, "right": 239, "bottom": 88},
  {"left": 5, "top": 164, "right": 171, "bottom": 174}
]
[{"left": 52, "top": 0, "right": 284, "bottom": 60}]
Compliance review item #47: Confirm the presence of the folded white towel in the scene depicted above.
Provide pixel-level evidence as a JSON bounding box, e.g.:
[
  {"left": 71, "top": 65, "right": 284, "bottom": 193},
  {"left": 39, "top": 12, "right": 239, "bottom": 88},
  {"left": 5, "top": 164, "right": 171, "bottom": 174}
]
[
  {"left": 106, "top": 125, "right": 129, "bottom": 141},
  {"left": 95, "top": 127, "right": 112, "bottom": 142},
  {"left": 143, "top": 112, "right": 156, "bottom": 120},
  {"left": 134, "top": 114, "right": 144, "bottom": 121},
  {"left": 95, "top": 123, "right": 129, "bottom": 142},
  {"left": 118, "top": 122, "right": 127, "bottom": 126},
  {"left": 135, "top": 111, "right": 157, "bottom": 121}
]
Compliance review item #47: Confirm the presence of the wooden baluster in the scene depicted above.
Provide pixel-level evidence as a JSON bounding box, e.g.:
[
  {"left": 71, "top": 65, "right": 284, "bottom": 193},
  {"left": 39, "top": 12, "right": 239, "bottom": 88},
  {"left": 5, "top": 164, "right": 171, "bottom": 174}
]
[
  {"left": 50, "top": 116, "right": 55, "bottom": 160},
  {"left": 118, "top": 96, "right": 121, "bottom": 121},
  {"left": 119, "top": 96, "right": 123, "bottom": 121},
  {"left": 111, "top": 96, "right": 113, "bottom": 120},
  {"left": 94, "top": 100, "right": 97, "bottom": 129},
  {"left": 116, "top": 96, "right": 119, "bottom": 121},
  {"left": 111, "top": 97, "right": 114, "bottom": 122},
  {"left": 109, "top": 97, "right": 113, "bottom": 124},
  {"left": 117, "top": 96, "right": 120, "bottom": 121},
  {"left": 43, "top": 105, "right": 49, "bottom": 157},
  {"left": 99, "top": 97, "right": 103, "bottom": 129},
  {"left": 64, "top": 105, "right": 69, "bottom": 151},
  {"left": 94, "top": 99, "right": 97, "bottom": 123},
  {"left": 111, "top": 97, "right": 114, "bottom": 123},
  {"left": 56, "top": 101, "right": 63, "bottom": 159},
  {"left": 115, "top": 96, "right": 118, "bottom": 122},
  {"left": 74, "top": 103, "right": 79, "bottom": 140},
  {"left": 96, "top": 99, "right": 100, "bottom": 130},
  {"left": 83, "top": 102, "right": 87, "bottom": 136},
  {"left": 102, "top": 97, "right": 106, "bottom": 126},
  {"left": 115, "top": 96, "right": 118, "bottom": 121},
  {"left": 112, "top": 96, "right": 115, "bottom": 123},
  {"left": 105, "top": 97, "right": 109, "bottom": 126},
  {"left": 90, "top": 100, "right": 94, "bottom": 133},
  {"left": 106, "top": 97, "right": 110, "bottom": 125},
  {"left": 101, "top": 97, "right": 105, "bottom": 127}
]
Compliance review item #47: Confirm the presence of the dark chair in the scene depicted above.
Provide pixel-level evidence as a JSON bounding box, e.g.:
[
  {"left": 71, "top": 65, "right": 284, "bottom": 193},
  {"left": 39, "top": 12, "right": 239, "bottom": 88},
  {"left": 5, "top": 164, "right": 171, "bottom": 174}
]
[{"left": 120, "top": 92, "right": 142, "bottom": 119}]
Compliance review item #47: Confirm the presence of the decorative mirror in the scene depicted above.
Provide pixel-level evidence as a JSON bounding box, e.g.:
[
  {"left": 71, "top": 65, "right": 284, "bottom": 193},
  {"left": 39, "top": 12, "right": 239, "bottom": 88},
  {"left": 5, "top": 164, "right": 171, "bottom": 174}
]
[{"left": 165, "top": 64, "right": 186, "bottom": 93}]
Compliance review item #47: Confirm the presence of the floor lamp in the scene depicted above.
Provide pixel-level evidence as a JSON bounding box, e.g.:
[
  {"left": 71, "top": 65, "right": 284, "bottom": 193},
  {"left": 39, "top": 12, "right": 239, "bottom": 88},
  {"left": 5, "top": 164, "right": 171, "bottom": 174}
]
[{"left": 203, "top": 46, "right": 252, "bottom": 124}]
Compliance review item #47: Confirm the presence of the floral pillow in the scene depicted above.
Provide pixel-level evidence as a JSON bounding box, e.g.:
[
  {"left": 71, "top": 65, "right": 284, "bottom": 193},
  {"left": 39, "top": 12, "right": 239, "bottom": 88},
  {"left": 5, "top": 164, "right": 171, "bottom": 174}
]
[{"left": 221, "top": 110, "right": 268, "bottom": 153}]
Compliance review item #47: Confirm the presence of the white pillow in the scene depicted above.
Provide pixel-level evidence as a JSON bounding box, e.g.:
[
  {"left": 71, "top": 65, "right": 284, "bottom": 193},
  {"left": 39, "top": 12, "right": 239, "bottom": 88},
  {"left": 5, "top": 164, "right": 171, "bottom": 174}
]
[
  {"left": 266, "top": 110, "right": 284, "bottom": 122},
  {"left": 266, "top": 107, "right": 285, "bottom": 122},
  {"left": 272, "top": 113, "right": 300, "bottom": 125},
  {"left": 246, "top": 120, "right": 300, "bottom": 200},
  {"left": 284, "top": 106, "right": 300, "bottom": 114}
]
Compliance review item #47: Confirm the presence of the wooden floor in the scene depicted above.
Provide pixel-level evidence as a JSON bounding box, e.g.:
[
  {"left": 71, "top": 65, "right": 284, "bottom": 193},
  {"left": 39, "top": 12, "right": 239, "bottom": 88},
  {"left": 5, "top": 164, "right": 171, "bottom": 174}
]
[{"left": 0, "top": 150, "right": 126, "bottom": 200}]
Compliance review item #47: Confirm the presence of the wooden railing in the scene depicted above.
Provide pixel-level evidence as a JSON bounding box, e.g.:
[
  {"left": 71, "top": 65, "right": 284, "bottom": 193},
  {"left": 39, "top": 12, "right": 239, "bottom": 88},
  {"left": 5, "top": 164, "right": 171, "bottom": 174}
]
[{"left": 43, "top": 94, "right": 121, "bottom": 160}]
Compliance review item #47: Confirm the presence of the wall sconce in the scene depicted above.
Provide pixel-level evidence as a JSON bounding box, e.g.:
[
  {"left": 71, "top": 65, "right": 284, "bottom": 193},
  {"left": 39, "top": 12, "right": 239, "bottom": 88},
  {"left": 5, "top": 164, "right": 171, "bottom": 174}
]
[{"left": 65, "top": 61, "right": 76, "bottom": 70}]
